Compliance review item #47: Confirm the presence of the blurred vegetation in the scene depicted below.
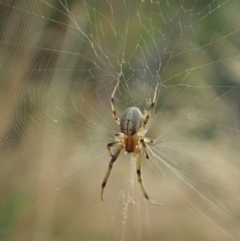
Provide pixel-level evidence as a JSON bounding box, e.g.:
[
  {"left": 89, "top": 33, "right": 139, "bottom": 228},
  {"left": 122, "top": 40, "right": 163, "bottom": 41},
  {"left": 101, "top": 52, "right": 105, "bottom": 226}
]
[{"left": 1, "top": 0, "right": 240, "bottom": 241}]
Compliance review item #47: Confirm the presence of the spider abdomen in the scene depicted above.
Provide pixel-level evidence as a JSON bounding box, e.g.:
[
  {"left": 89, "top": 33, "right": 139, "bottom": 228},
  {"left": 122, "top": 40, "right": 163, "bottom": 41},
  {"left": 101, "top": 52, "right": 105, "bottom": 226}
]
[{"left": 120, "top": 107, "right": 144, "bottom": 136}]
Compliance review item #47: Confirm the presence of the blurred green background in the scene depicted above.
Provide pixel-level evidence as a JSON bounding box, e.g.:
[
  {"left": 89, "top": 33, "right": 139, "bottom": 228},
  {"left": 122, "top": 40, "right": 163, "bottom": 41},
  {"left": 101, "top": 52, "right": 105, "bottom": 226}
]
[{"left": 1, "top": 0, "right": 240, "bottom": 240}]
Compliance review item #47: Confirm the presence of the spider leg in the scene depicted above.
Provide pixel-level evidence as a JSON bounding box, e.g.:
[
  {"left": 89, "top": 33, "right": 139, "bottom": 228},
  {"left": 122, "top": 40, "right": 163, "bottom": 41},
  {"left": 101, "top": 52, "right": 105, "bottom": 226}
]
[
  {"left": 101, "top": 146, "right": 123, "bottom": 201},
  {"left": 114, "top": 132, "right": 124, "bottom": 138},
  {"left": 143, "top": 137, "right": 154, "bottom": 144},
  {"left": 139, "top": 139, "right": 150, "bottom": 159},
  {"left": 136, "top": 149, "right": 162, "bottom": 206},
  {"left": 107, "top": 140, "right": 122, "bottom": 157},
  {"left": 140, "top": 83, "right": 159, "bottom": 130},
  {"left": 111, "top": 80, "right": 120, "bottom": 125}
]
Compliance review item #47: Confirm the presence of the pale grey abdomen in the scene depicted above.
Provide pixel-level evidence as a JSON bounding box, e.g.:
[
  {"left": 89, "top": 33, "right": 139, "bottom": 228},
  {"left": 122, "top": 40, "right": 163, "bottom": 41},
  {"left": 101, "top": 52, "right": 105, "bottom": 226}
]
[{"left": 120, "top": 107, "right": 144, "bottom": 136}]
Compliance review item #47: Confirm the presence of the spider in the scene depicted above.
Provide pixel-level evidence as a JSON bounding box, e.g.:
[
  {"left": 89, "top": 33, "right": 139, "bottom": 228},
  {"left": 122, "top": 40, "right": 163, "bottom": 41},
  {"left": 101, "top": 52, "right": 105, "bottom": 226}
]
[{"left": 101, "top": 81, "right": 162, "bottom": 206}]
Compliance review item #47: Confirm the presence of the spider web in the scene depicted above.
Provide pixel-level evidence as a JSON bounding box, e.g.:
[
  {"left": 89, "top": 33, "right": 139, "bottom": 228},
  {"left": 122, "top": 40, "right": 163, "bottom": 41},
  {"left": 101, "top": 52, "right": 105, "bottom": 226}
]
[{"left": 1, "top": 0, "right": 240, "bottom": 240}]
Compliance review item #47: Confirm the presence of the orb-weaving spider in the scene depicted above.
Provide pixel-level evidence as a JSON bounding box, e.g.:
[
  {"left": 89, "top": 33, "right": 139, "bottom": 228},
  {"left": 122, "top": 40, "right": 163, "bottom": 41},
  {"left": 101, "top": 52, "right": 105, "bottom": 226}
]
[{"left": 101, "top": 81, "right": 162, "bottom": 206}]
